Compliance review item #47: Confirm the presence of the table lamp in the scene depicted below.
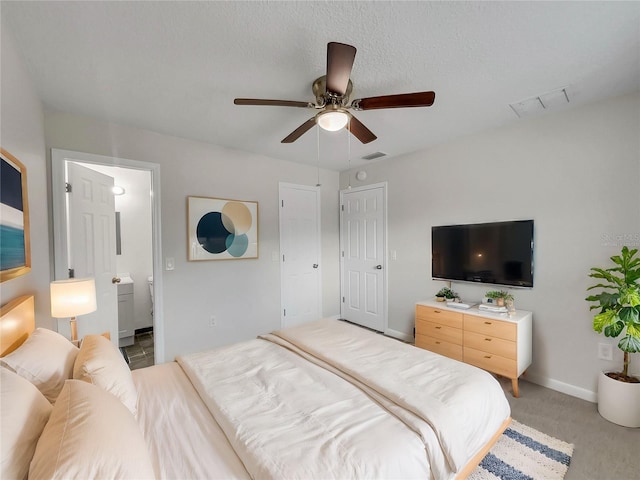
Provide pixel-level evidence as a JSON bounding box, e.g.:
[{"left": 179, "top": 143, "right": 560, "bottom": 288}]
[{"left": 50, "top": 278, "right": 97, "bottom": 342}]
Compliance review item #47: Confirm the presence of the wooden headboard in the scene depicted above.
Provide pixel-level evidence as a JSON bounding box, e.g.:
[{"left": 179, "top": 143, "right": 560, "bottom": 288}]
[{"left": 0, "top": 295, "right": 35, "bottom": 357}]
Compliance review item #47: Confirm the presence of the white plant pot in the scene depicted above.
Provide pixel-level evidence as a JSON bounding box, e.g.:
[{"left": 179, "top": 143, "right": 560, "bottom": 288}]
[{"left": 597, "top": 371, "right": 640, "bottom": 428}]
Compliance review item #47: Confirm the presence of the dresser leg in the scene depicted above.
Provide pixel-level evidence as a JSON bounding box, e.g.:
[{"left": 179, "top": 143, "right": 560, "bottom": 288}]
[{"left": 512, "top": 378, "right": 519, "bottom": 398}]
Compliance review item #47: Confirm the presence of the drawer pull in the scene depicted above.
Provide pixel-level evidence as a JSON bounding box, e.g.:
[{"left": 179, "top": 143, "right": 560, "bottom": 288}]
[
  {"left": 484, "top": 355, "right": 492, "bottom": 359},
  {"left": 434, "top": 310, "right": 441, "bottom": 314},
  {"left": 435, "top": 326, "right": 442, "bottom": 329},
  {"left": 484, "top": 321, "right": 492, "bottom": 325},
  {"left": 435, "top": 341, "right": 441, "bottom": 344},
  {"left": 484, "top": 338, "right": 492, "bottom": 341}
]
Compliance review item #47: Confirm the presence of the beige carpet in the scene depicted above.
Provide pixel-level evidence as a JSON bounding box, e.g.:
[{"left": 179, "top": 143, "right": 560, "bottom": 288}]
[{"left": 499, "top": 378, "right": 637, "bottom": 480}]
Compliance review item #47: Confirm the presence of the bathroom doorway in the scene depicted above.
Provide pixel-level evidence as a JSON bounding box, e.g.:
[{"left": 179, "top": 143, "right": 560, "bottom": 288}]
[{"left": 51, "top": 149, "right": 164, "bottom": 367}]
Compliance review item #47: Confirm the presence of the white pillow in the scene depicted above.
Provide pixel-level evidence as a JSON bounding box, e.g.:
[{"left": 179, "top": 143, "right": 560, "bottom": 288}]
[
  {"left": 0, "top": 368, "right": 53, "bottom": 480},
  {"left": 1, "top": 328, "right": 79, "bottom": 403},
  {"left": 28, "top": 380, "right": 155, "bottom": 480},
  {"left": 73, "top": 334, "right": 138, "bottom": 416}
]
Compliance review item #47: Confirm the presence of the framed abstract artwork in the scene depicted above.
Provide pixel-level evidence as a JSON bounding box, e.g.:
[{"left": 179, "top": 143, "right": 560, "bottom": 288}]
[
  {"left": 187, "top": 196, "right": 258, "bottom": 261},
  {"left": 1, "top": 148, "right": 31, "bottom": 282}
]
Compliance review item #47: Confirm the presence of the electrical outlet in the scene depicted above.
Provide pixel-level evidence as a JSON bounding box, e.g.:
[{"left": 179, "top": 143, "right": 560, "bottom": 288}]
[
  {"left": 209, "top": 315, "right": 217, "bottom": 327},
  {"left": 165, "top": 257, "right": 175, "bottom": 271},
  {"left": 598, "top": 343, "right": 613, "bottom": 361}
]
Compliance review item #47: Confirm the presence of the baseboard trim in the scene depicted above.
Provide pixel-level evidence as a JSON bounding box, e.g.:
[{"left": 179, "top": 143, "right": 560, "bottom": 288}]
[
  {"left": 524, "top": 372, "right": 597, "bottom": 403},
  {"left": 384, "top": 328, "right": 413, "bottom": 343}
]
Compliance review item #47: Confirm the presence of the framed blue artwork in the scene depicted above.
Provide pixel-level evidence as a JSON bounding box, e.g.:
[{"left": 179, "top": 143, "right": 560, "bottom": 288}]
[
  {"left": 1, "top": 148, "right": 31, "bottom": 282},
  {"left": 187, "top": 196, "right": 258, "bottom": 261}
]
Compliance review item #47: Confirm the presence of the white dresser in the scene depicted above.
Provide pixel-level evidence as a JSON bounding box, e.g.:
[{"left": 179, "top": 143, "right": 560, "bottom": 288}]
[{"left": 415, "top": 300, "right": 532, "bottom": 397}]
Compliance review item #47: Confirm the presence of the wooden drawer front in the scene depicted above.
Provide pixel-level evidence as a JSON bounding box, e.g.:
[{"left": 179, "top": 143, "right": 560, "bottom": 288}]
[
  {"left": 464, "top": 315, "right": 516, "bottom": 341},
  {"left": 416, "top": 334, "right": 463, "bottom": 361},
  {"left": 464, "top": 347, "right": 517, "bottom": 378},
  {"left": 416, "top": 318, "right": 462, "bottom": 344},
  {"left": 464, "top": 330, "right": 516, "bottom": 360},
  {"left": 416, "top": 305, "right": 463, "bottom": 328}
]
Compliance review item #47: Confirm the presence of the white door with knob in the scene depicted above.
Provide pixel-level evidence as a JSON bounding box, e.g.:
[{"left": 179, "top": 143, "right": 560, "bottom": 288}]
[
  {"left": 64, "top": 162, "right": 119, "bottom": 342},
  {"left": 340, "top": 183, "right": 387, "bottom": 332},
  {"left": 279, "top": 183, "right": 321, "bottom": 328}
]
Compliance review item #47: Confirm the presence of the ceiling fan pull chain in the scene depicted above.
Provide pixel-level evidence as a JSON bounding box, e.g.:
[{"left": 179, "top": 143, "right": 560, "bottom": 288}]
[
  {"left": 316, "top": 126, "right": 321, "bottom": 187},
  {"left": 347, "top": 117, "right": 352, "bottom": 189}
]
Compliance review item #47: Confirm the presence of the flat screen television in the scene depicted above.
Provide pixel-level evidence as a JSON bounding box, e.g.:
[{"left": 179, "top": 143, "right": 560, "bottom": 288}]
[{"left": 431, "top": 220, "right": 534, "bottom": 288}]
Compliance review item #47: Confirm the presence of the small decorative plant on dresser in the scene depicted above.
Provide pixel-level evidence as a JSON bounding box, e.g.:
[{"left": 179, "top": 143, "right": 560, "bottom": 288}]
[
  {"left": 485, "top": 290, "right": 514, "bottom": 307},
  {"left": 586, "top": 246, "right": 640, "bottom": 428},
  {"left": 435, "top": 287, "right": 458, "bottom": 302}
]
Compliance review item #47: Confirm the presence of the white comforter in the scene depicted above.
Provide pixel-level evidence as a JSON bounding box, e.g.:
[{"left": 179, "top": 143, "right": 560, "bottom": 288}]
[
  {"left": 266, "top": 319, "right": 511, "bottom": 473},
  {"left": 133, "top": 362, "right": 250, "bottom": 479},
  {"left": 177, "top": 319, "right": 510, "bottom": 480}
]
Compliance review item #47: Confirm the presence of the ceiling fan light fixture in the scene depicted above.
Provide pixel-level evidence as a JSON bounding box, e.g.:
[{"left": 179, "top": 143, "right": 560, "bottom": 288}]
[{"left": 317, "top": 110, "right": 349, "bottom": 132}]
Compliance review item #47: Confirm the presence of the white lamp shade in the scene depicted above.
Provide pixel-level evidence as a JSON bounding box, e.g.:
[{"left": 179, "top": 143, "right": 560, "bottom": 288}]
[
  {"left": 317, "top": 111, "right": 349, "bottom": 131},
  {"left": 50, "top": 278, "right": 97, "bottom": 318}
]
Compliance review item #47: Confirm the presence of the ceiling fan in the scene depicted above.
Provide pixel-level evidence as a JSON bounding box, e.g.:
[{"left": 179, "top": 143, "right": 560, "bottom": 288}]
[{"left": 234, "top": 42, "right": 436, "bottom": 144}]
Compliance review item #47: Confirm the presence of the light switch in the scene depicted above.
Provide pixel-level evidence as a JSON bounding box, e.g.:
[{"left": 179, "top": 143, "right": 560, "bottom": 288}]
[{"left": 165, "top": 257, "right": 175, "bottom": 271}]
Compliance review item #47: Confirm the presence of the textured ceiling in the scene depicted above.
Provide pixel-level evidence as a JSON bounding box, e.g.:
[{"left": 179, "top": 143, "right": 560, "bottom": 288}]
[{"left": 2, "top": 1, "right": 639, "bottom": 171}]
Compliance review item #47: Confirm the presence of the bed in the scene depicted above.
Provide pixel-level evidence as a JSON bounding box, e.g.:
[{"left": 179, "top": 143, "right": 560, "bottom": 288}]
[{"left": 1, "top": 294, "right": 511, "bottom": 480}]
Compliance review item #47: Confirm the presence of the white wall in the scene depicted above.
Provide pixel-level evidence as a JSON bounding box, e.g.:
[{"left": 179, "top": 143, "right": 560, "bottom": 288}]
[
  {"left": 44, "top": 111, "right": 341, "bottom": 361},
  {"left": 76, "top": 163, "right": 153, "bottom": 330},
  {"left": 0, "top": 22, "right": 52, "bottom": 327},
  {"left": 340, "top": 92, "right": 640, "bottom": 401}
]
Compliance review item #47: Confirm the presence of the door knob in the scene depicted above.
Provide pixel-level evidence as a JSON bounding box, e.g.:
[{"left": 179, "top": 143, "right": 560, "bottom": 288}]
[
  {"left": 112, "top": 277, "right": 121, "bottom": 284},
  {"left": 375, "top": 265, "right": 382, "bottom": 270},
  {"left": 313, "top": 264, "right": 318, "bottom": 268}
]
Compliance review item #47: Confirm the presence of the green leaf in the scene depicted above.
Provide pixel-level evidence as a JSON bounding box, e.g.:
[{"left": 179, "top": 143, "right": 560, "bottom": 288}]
[
  {"left": 610, "top": 255, "right": 623, "bottom": 267},
  {"left": 620, "top": 306, "right": 640, "bottom": 324},
  {"left": 627, "top": 322, "right": 640, "bottom": 339},
  {"left": 618, "top": 334, "right": 640, "bottom": 353},
  {"left": 620, "top": 287, "right": 640, "bottom": 307},
  {"left": 604, "top": 320, "right": 624, "bottom": 338},
  {"left": 594, "top": 310, "right": 617, "bottom": 333},
  {"left": 586, "top": 284, "right": 617, "bottom": 292},
  {"left": 588, "top": 269, "right": 624, "bottom": 286},
  {"left": 585, "top": 292, "right": 618, "bottom": 305}
]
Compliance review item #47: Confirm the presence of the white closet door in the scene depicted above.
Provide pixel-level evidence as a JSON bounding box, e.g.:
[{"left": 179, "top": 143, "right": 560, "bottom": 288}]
[{"left": 279, "top": 183, "right": 321, "bottom": 328}]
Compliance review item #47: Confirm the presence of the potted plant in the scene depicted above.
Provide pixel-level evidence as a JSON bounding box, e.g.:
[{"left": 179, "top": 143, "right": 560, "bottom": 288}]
[
  {"left": 485, "top": 290, "right": 513, "bottom": 307},
  {"left": 586, "top": 246, "right": 640, "bottom": 427},
  {"left": 435, "top": 287, "right": 458, "bottom": 302}
]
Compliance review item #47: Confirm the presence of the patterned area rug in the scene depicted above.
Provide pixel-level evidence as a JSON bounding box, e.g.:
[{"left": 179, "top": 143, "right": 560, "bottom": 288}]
[{"left": 470, "top": 420, "right": 574, "bottom": 480}]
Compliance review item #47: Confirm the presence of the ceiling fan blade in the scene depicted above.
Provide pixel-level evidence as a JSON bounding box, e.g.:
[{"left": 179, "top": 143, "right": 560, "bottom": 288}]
[
  {"left": 326, "top": 42, "right": 356, "bottom": 96},
  {"left": 281, "top": 117, "right": 317, "bottom": 143},
  {"left": 234, "top": 98, "right": 313, "bottom": 108},
  {"left": 346, "top": 114, "right": 377, "bottom": 144},
  {"left": 352, "top": 91, "right": 436, "bottom": 110}
]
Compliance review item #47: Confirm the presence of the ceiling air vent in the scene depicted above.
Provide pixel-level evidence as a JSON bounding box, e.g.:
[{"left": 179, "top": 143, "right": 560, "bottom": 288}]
[
  {"left": 361, "top": 151, "right": 387, "bottom": 161},
  {"left": 510, "top": 86, "right": 570, "bottom": 118}
]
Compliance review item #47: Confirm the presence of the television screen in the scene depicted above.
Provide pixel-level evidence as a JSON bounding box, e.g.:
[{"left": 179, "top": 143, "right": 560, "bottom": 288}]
[{"left": 431, "top": 220, "right": 534, "bottom": 288}]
